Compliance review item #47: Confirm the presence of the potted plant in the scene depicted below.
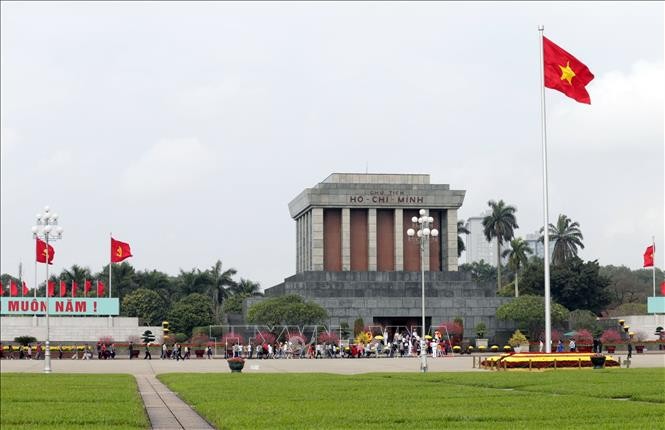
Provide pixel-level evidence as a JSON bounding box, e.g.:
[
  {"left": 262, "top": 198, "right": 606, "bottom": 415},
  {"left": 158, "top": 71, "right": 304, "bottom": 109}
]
[
  {"left": 508, "top": 330, "right": 528, "bottom": 353},
  {"left": 633, "top": 332, "right": 646, "bottom": 354},
  {"left": 600, "top": 329, "right": 621, "bottom": 353},
  {"left": 475, "top": 322, "right": 488, "bottom": 349},
  {"left": 190, "top": 334, "right": 209, "bottom": 358},
  {"left": 590, "top": 353, "right": 606, "bottom": 369},
  {"left": 227, "top": 356, "right": 245, "bottom": 372}
]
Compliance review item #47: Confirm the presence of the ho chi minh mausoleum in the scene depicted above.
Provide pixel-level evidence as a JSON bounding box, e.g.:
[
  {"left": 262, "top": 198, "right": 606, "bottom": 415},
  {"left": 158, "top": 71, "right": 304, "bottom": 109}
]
[{"left": 246, "top": 173, "right": 515, "bottom": 339}]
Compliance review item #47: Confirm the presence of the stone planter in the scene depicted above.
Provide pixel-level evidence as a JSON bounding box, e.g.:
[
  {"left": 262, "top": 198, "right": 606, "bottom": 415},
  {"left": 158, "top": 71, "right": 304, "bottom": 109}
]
[
  {"left": 606, "top": 345, "right": 616, "bottom": 353},
  {"left": 227, "top": 360, "right": 244, "bottom": 373},
  {"left": 194, "top": 350, "right": 205, "bottom": 358},
  {"left": 590, "top": 354, "right": 606, "bottom": 369},
  {"left": 635, "top": 345, "right": 645, "bottom": 354},
  {"left": 475, "top": 339, "right": 488, "bottom": 349}
]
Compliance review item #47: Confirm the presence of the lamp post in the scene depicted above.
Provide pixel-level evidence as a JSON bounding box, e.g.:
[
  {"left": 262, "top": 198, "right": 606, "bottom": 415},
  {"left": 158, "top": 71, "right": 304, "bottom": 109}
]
[
  {"left": 407, "top": 209, "right": 438, "bottom": 373},
  {"left": 32, "top": 206, "right": 63, "bottom": 373}
]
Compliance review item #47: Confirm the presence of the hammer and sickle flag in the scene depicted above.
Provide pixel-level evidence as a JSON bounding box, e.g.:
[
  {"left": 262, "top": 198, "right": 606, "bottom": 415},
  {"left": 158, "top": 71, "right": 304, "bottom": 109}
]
[
  {"left": 111, "top": 238, "right": 133, "bottom": 263},
  {"left": 36, "top": 239, "right": 55, "bottom": 264},
  {"left": 543, "top": 36, "right": 594, "bottom": 104}
]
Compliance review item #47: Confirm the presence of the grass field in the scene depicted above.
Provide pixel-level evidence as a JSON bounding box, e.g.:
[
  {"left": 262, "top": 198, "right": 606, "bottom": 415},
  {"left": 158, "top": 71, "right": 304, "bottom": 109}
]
[
  {"left": 159, "top": 369, "right": 665, "bottom": 430},
  {"left": 0, "top": 373, "right": 148, "bottom": 430}
]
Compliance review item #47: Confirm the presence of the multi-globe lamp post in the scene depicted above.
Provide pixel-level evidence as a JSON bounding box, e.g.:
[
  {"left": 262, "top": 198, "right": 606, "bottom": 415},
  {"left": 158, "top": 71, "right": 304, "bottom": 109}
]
[
  {"left": 32, "top": 206, "right": 63, "bottom": 373},
  {"left": 406, "top": 209, "right": 438, "bottom": 373}
]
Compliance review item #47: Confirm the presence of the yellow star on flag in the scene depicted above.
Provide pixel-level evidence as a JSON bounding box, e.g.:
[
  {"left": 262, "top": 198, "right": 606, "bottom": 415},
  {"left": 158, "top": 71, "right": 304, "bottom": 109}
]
[{"left": 558, "top": 61, "right": 576, "bottom": 85}]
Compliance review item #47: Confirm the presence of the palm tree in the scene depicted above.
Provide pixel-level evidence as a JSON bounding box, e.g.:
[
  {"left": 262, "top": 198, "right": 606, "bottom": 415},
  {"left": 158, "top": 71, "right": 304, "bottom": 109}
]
[
  {"left": 541, "top": 214, "right": 584, "bottom": 265},
  {"left": 457, "top": 221, "right": 470, "bottom": 258},
  {"left": 482, "top": 200, "right": 519, "bottom": 291},
  {"left": 232, "top": 278, "right": 263, "bottom": 297},
  {"left": 206, "top": 260, "right": 237, "bottom": 324},
  {"left": 501, "top": 238, "right": 533, "bottom": 297}
]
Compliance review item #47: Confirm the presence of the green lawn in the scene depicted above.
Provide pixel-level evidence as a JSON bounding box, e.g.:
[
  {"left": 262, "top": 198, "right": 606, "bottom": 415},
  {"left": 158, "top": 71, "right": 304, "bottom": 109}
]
[
  {"left": 0, "top": 374, "right": 148, "bottom": 430},
  {"left": 159, "top": 369, "right": 665, "bottom": 430}
]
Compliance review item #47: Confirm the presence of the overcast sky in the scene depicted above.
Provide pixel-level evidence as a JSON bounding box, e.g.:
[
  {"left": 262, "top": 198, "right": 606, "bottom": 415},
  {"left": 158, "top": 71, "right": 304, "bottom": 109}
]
[{"left": 1, "top": 2, "right": 663, "bottom": 291}]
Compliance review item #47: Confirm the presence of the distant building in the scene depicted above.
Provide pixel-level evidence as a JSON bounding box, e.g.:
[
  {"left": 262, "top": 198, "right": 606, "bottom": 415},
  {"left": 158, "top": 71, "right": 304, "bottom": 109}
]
[
  {"left": 525, "top": 232, "right": 545, "bottom": 259},
  {"left": 464, "top": 211, "right": 507, "bottom": 267}
]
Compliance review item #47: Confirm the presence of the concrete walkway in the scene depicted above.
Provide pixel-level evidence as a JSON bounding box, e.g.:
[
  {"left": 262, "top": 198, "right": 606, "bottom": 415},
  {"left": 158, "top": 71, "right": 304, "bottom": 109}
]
[{"left": 136, "top": 374, "right": 214, "bottom": 430}]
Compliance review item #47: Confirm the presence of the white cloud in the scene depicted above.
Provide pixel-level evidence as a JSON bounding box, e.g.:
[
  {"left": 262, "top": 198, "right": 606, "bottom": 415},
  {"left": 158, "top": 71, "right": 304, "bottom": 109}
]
[
  {"left": 549, "top": 60, "right": 664, "bottom": 151},
  {"left": 122, "top": 138, "right": 218, "bottom": 195}
]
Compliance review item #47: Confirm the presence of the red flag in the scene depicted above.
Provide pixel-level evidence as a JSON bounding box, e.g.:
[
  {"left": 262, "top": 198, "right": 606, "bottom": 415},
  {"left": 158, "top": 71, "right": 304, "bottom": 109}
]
[
  {"left": 47, "top": 281, "right": 55, "bottom": 297},
  {"left": 543, "top": 36, "right": 594, "bottom": 104},
  {"left": 72, "top": 281, "right": 78, "bottom": 298},
  {"left": 660, "top": 281, "right": 665, "bottom": 296},
  {"left": 10, "top": 280, "right": 18, "bottom": 297},
  {"left": 643, "top": 245, "right": 655, "bottom": 267},
  {"left": 111, "top": 238, "right": 133, "bottom": 263},
  {"left": 0, "top": 281, "right": 3, "bottom": 296},
  {"left": 84, "top": 279, "right": 92, "bottom": 296},
  {"left": 22, "top": 281, "right": 29, "bottom": 296},
  {"left": 60, "top": 280, "right": 67, "bottom": 297},
  {"left": 97, "top": 280, "right": 105, "bottom": 297},
  {"left": 36, "top": 239, "right": 55, "bottom": 264}
]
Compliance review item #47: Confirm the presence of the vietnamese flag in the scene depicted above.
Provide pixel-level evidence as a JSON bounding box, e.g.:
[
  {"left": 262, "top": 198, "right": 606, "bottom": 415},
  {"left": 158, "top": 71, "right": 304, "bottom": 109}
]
[
  {"left": 84, "top": 279, "right": 92, "bottom": 296},
  {"left": 47, "top": 281, "right": 56, "bottom": 297},
  {"left": 36, "top": 239, "right": 55, "bottom": 264},
  {"left": 643, "top": 245, "right": 655, "bottom": 267},
  {"left": 97, "top": 280, "right": 105, "bottom": 297},
  {"left": 543, "top": 36, "right": 594, "bottom": 104},
  {"left": 111, "top": 238, "right": 133, "bottom": 263},
  {"left": 0, "top": 281, "right": 3, "bottom": 296},
  {"left": 72, "top": 281, "right": 78, "bottom": 298},
  {"left": 60, "top": 280, "right": 67, "bottom": 297},
  {"left": 10, "top": 280, "right": 18, "bottom": 297},
  {"left": 660, "top": 281, "right": 665, "bottom": 296},
  {"left": 22, "top": 281, "right": 29, "bottom": 296}
]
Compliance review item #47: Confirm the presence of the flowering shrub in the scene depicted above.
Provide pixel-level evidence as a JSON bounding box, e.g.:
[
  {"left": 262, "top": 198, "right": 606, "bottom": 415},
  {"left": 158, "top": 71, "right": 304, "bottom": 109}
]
[
  {"left": 98, "top": 336, "right": 114, "bottom": 346},
  {"left": 227, "top": 356, "right": 245, "bottom": 364},
  {"left": 600, "top": 329, "right": 622, "bottom": 344},
  {"left": 255, "top": 331, "right": 276, "bottom": 345},
  {"left": 481, "top": 352, "right": 620, "bottom": 369},
  {"left": 222, "top": 332, "right": 243, "bottom": 345},
  {"left": 574, "top": 329, "right": 593, "bottom": 345},
  {"left": 508, "top": 330, "right": 528, "bottom": 347},
  {"left": 437, "top": 322, "right": 463, "bottom": 344},
  {"left": 190, "top": 334, "right": 210, "bottom": 348},
  {"left": 318, "top": 331, "right": 340, "bottom": 345},
  {"left": 354, "top": 331, "right": 372, "bottom": 345}
]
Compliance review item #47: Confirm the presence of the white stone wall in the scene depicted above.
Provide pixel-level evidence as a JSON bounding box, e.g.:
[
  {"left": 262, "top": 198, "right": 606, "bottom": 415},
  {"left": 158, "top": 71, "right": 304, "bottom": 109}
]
[
  {"left": 613, "top": 315, "right": 665, "bottom": 341},
  {"left": 1, "top": 316, "right": 162, "bottom": 343}
]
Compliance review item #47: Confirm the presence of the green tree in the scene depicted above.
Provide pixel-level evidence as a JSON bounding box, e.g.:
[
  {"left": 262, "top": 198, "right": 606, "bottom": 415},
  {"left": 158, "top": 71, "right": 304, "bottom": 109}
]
[
  {"left": 96, "top": 262, "right": 138, "bottom": 300},
  {"left": 122, "top": 288, "right": 168, "bottom": 325},
  {"left": 496, "top": 295, "right": 569, "bottom": 340},
  {"left": 247, "top": 294, "right": 328, "bottom": 326},
  {"left": 541, "top": 214, "right": 584, "bottom": 265},
  {"left": 518, "top": 257, "right": 611, "bottom": 314},
  {"left": 167, "top": 293, "right": 214, "bottom": 336},
  {"left": 205, "top": 260, "right": 237, "bottom": 324},
  {"left": 457, "top": 221, "right": 470, "bottom": 257},
  {"left": 482, "top": 200, "right": 519, "bottom": 291},
  {"left": 459, "top": 260, "right": 497, "bottom": 285},
  {"left": 502, "top": 238, "right": 533, "bottom": 297}
]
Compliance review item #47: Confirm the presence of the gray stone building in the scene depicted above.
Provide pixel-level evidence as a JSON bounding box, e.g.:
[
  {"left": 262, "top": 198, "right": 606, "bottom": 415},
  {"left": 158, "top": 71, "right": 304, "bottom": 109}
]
[{"left": 247, "top": 173, "right": 514, "bottom": 340}]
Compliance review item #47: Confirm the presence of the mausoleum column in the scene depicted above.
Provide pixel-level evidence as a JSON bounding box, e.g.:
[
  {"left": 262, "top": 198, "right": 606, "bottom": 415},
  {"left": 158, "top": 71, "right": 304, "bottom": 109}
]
[
  {"left": 394, "top": 209, "right": 404, "bottom": 271},
  {"left": 446, "top": 209, "right": 458, "bottom": 271},
  {"left": 342, "top": 208, "right": 351, "bottom": 270},
  {"left": 312, "top": 208, "right": 324, "bottom": 270},
  {"left": 368, "top": 209, "right": 377, "bottom": 271}
]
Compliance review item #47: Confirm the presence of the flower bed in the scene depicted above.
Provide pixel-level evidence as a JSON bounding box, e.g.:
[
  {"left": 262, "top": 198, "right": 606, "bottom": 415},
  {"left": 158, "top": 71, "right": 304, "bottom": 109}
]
[{"left": 480, "top": 352, "right": 620, "bottom": 369}]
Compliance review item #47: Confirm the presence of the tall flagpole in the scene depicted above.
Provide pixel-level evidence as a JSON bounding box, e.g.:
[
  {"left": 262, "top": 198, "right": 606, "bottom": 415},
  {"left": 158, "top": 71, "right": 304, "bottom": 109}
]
[{"left": 539, "top": 25, "right": 553, "bottom": 353}]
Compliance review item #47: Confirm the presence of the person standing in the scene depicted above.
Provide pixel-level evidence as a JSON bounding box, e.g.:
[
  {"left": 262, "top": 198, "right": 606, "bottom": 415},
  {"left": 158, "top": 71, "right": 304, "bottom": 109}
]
[
  {"left": 206, "top": 345, "right": 213, "bottom": 359},
  {"left": 144, "top": 343, "right": 152, "bottom": 360},
  {"left": 128, "top": 342, "right": 134, "bottom": 360},
  {"left": 161, "top": 343, "right": 167, "bottom": 359},
  {"left": 556, "top": 340, "right": 564, "bottom": 352},
  {"left": 36, "top": 343, "right": 43, "bottom": 360},
  {"left": 27, "top": 344, "right": 33, "bottom": 360},
  {"left": 569, "top": 339, "right": 576, "bottom": 352},
  {"left": 58, "top": 345, "right": 63, "bottom": 360},
  {"left": 539, "top": 339, "right": 544, "bottom": 353},
  {"left": 627, "top": 342, "right": 633, "bottom": 359}
]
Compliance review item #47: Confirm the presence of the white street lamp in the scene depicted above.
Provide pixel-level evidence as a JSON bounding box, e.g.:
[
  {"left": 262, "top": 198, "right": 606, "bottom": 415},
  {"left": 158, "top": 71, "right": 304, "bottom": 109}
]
[
  {"left": 406, "top": 208, "right": 438, "bottom": 373},
  {"left": 32, "top": 205, "right": 63, "bottom": 373}
]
